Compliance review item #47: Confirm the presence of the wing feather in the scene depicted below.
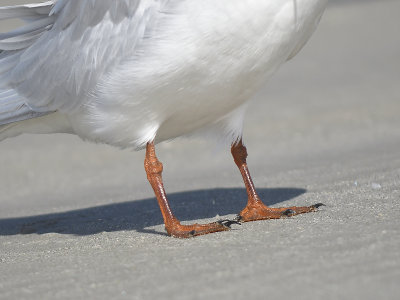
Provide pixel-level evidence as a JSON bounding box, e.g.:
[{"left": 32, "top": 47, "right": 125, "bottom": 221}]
[
  {"left": 0, "top": 1, "right": 53, "bottom": 20},
  {"left": 0, "top": 89, "right": 49, "bottom": 126},
  {"left": 0, "top": 17, "right": 55, "bottom": 41},
  {"left": 0, "top": 0, "right": 163, "bottom": 125}
]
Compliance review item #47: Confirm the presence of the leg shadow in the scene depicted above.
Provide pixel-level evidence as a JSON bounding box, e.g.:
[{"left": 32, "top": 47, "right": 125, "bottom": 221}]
[{"left": 0, "top": 187, "right": 306, "bottom": 236}]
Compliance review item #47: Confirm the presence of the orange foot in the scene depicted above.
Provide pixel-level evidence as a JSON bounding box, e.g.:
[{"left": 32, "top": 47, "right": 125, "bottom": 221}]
[
  {"left": 166, "top": 219, "right": 240, "bottom": 238},
  {"left": 237, "top": 202, "right": 324, "bottom": 222}
]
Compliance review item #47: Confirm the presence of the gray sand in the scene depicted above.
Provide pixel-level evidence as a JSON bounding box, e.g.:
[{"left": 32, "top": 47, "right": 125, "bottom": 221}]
[{"left": 1, "top": 1, "right": 400, "bottom": 299}]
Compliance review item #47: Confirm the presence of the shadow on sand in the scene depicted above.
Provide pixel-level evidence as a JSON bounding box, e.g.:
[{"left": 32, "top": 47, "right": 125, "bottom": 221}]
[{"left": 0, "top": 187, "right": 306, "bottom": 236}]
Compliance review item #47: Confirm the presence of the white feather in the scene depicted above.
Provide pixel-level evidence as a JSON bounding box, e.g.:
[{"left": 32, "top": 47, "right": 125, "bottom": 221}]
[{"left": 0, "top": 0, "right": 328, "bottom": 148}]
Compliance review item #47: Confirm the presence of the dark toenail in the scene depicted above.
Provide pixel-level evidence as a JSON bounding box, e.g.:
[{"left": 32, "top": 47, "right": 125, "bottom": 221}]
[
  {"left": 218, "top": 219, "right": 241, "bottom": 228},
  {"left": 282, "top": 209, "right": 295, "bottom": 217},
  {"left": 312, "top": 203, "right": 325, "bottom": 209},
  {"left": 189, "top": 230, "right": 196, "bottom": 236}
]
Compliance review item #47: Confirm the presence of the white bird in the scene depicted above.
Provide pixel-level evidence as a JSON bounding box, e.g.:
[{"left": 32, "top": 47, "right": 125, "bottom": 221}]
[{"left": 0, "top": 0, "right": 328, "bottom": 237}]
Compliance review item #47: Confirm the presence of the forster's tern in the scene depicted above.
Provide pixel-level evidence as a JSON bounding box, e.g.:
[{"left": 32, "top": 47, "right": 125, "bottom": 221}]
[{"left": 0, "top": 0, "right": 328, "bottom": 237}]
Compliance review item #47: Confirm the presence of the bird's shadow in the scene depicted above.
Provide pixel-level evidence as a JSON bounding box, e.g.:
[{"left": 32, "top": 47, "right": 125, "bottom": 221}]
[{"left": 0, "top": 187, "right": 306, "bottom": 236}]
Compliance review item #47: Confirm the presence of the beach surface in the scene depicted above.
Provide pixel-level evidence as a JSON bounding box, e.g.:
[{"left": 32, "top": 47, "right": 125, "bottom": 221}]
[{"left": 1, "top": 1, "right": 399, "bottom": 299}]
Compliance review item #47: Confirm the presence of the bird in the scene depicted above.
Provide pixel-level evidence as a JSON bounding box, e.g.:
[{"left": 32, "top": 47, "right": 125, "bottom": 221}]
[{"left": 0, "top": 0, "right": 328, "bottom": 238}]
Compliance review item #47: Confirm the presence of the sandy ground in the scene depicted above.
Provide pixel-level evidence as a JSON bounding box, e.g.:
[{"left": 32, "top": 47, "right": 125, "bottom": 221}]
[{"left": 1, "top": 1, "right": 400, "bottom": 299}]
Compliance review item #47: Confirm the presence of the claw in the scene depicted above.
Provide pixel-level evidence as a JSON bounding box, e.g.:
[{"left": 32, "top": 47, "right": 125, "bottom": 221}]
[
  {"left": 311, "top": 203, "right": 325, "bottom": 210},
  {"left": 235, "top": 214, "right": 243, "bottom": 223},
  {"left": 217, "top": 219, "right": 241, "bottom": 228},
  {"left": 282, "top": 209, "right": 296, "bottom": 217}
]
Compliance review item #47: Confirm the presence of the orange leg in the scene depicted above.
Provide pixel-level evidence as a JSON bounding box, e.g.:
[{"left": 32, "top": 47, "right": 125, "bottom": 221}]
[
  {"left": 231, "top": 139, "right": 323, "bottom": 222},
  {"left": 145, "top": 142, "right": 236, "bottom": 238}
]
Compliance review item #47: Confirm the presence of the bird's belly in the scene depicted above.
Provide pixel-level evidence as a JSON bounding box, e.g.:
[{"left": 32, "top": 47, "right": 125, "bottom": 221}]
[{"left": 79, "top": 0, "right": 327, "bottom": 148}]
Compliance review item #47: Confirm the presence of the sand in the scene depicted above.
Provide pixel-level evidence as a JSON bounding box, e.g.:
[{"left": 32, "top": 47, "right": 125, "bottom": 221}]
[{"left": 1, "top": 1, "right": 400, "bottom": 299}]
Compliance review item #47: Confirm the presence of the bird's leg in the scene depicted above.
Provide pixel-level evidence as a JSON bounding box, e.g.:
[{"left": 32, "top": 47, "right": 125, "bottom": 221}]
[
  {"left": 231, "top": 139, "right": 323, "bottom": 222},
  {"left": 145, "top": 142, "right": 233, "bottom": 238}
]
